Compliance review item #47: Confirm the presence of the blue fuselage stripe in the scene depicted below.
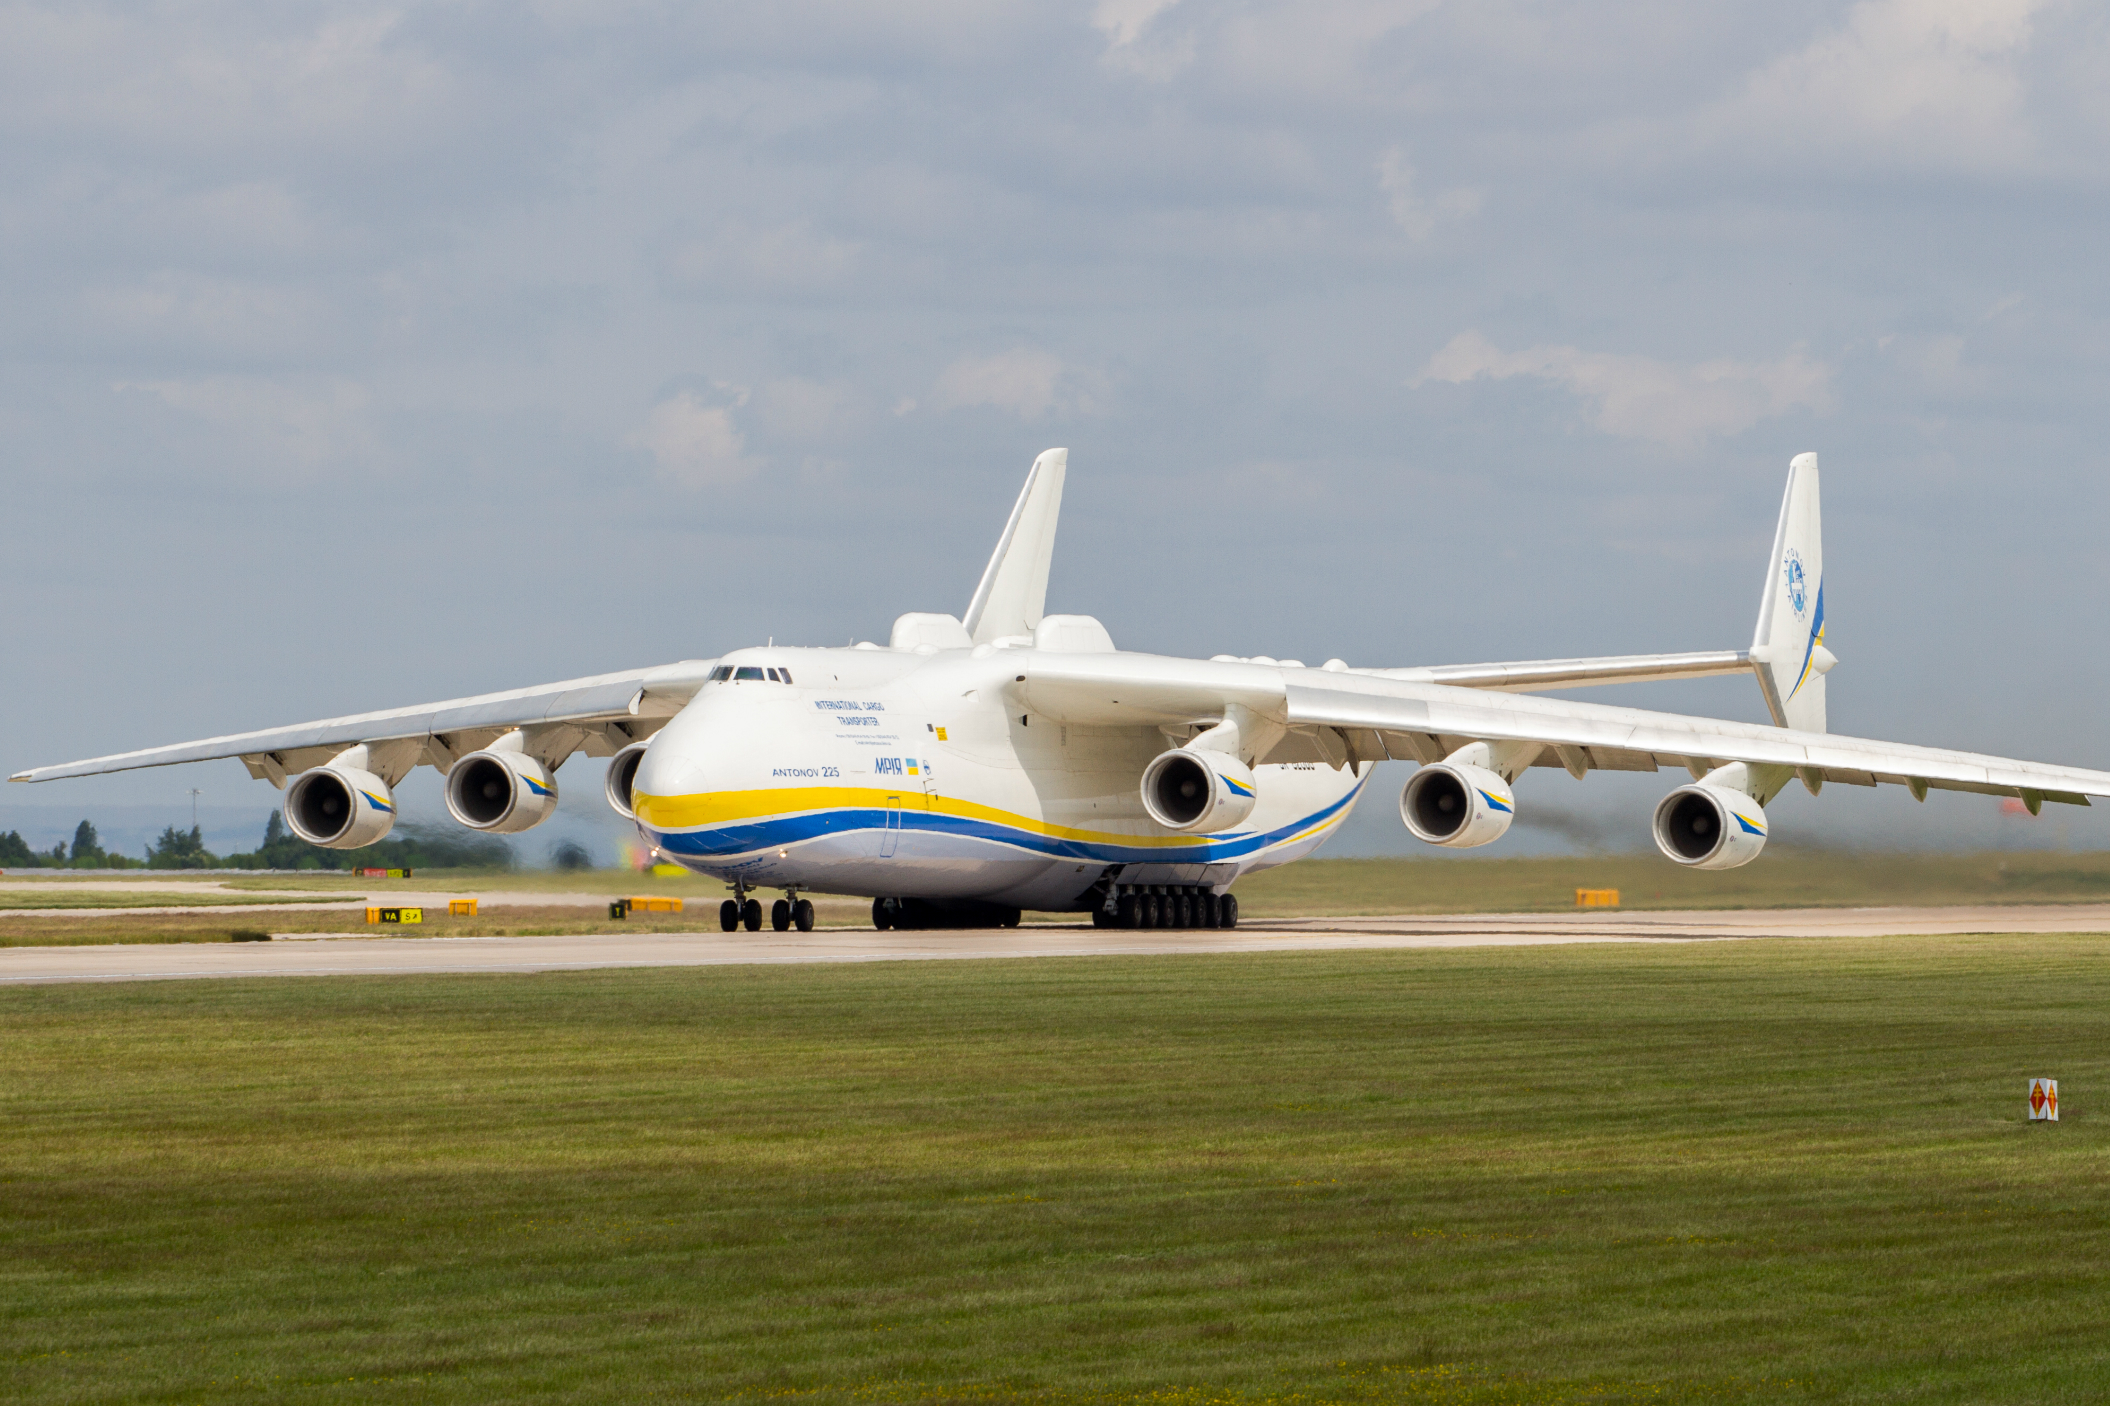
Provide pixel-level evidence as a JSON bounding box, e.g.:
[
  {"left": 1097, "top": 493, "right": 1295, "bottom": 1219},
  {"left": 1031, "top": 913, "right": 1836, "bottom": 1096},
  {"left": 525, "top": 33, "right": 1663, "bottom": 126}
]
[{"left": 646, "top": 780, "right": 1365, "bottom": 865}]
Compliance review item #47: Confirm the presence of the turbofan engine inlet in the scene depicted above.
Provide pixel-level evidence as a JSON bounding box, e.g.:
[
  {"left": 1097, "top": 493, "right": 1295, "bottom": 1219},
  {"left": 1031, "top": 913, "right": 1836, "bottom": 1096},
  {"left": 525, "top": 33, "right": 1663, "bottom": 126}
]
[
  {"left": 604, "top": 741, "right": 651, "bottom": 820},
  {"left": 1652, "top": 784, "right": 1768, "bottom": 870},
  {"left": 446, "top": 747, "right": 560, "bottom": 834},
  {"left": 1140, "top": 749, "right": 1258, "bottom": 833},
  {"left": 1399, "top": 762, "right": 1515, "bottom": 849},
  {"left": 284, "top": 764, "right": 397, "bottom": 849}
]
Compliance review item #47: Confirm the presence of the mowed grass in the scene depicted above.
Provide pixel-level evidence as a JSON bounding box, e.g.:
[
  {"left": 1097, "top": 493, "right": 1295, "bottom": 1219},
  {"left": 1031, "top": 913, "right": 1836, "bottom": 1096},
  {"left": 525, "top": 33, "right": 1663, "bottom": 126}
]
[
  {"left": 0, "top": 889, "right": 334, "bottom": 912},
  {"left": 1230, "top": 850, "right": 2110, "bottom": 918},
  {"left": 5, "top": 939, "right": 2109, "bottom": 1403}
]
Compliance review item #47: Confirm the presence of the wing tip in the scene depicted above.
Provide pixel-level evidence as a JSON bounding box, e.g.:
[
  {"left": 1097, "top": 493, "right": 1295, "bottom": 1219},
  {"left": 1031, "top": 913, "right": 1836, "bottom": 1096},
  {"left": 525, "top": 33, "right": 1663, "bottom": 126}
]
[{"left": 9, "top": 772, "right": 33, "bottom": 783}]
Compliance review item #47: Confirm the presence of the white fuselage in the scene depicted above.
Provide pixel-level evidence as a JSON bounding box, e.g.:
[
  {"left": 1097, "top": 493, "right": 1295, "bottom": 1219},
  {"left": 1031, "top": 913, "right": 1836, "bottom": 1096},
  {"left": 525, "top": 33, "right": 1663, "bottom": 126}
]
[{"left": 630, "top": 644, "right": 1366, "bottom": 911}]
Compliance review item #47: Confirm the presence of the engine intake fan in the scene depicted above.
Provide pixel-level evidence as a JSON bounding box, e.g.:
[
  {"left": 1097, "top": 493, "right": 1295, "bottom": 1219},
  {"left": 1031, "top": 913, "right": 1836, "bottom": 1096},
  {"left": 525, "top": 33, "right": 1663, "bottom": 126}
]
[
  {"left": 446, "top": 744, "right": 560, "bottom": 834},
  {"left": 1140, "top": 749, "right": 1258, "bottom": 833}
]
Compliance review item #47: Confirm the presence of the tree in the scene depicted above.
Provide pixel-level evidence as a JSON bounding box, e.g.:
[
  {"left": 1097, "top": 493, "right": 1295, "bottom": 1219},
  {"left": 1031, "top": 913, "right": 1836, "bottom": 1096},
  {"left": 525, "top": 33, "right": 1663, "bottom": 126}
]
[
  {"left": 70, "top": 820, "right": 104, "bottom": 867},
  {"left": 146, "top": 824, "right": 216, "bottom": 870},
  {"left": 0, "top": 830, "right": 38, "bottom": 867}
]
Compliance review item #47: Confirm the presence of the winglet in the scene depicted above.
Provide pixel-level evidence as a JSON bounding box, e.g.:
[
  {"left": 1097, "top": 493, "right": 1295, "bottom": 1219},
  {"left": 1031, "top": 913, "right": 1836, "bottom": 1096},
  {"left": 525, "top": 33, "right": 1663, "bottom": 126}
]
[
  {"left": 1750, "top": 452, "right": 1831, "bottom": 733},
  {"left": 963, "top": 448, "right": 1067, "bottom": 643}
]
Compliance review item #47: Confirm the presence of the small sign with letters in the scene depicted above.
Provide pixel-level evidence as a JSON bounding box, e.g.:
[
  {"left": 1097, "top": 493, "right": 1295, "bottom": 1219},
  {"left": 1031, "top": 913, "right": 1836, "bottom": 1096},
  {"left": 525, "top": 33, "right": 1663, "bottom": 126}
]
[{"left": 2030, "top": 1078, "right": 2059, "bottom": 1121}]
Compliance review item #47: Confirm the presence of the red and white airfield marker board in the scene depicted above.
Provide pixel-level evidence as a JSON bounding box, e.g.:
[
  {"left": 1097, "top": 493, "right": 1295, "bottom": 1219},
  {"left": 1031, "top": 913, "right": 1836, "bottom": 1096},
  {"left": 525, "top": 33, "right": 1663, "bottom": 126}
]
[{"left": 2030, "top": 1079, "right": 2059, "bottom": 1121}]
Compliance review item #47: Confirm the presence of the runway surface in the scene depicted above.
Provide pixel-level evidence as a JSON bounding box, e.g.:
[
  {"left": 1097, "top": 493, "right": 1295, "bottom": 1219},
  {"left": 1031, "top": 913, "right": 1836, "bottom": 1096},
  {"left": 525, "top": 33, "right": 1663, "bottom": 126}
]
[{"left": 4, "top": 903, "right": 2107, "bottom": 984}]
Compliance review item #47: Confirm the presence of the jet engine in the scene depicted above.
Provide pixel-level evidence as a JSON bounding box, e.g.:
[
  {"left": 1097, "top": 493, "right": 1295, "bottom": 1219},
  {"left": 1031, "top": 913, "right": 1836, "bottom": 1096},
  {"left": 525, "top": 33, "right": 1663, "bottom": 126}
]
[
  {"left": 446, "top": 747, "right": 560, "bottom": 834},
  {"left": 284, "top": 763, "right": 397, "bottom": 849},
  {"left": 1400, "top": 762, "right": 1515, "bottom": 848},
  {"left": 1652, "top": 784, "right": 1768, "bottom": 870},
  {"left": 1140, "top": 748, "right": 1258, "bottom": 833},
  {"left": 604, "top": 740, "right": 651, "bottom": 820}
]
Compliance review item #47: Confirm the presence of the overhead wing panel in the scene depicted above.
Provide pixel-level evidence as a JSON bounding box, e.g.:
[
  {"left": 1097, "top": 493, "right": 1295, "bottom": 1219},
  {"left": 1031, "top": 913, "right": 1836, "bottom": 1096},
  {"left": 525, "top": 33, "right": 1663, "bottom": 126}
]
[
  {"left": 1372, "top": 650, "right": 1755, "bottom": 692},
  {"left": 1282, "top": 676, "right": 2110, "bottom": 804},
  {"left": 10, "top": 660, "right": 717, "bottom": 784}
]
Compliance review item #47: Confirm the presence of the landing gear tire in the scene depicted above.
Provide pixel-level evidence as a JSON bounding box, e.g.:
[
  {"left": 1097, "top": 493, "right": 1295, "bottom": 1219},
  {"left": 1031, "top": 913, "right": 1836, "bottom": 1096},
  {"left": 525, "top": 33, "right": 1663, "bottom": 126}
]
[
  {"left": 794, "top": 898, "right": 815, "bottom": 932},
  {"left": 1091, "top": 908, "right": 1110, "bottom": 929},
  {"left": 1140, "top": 894, "right": 1158, "bottom": 928},
  {"left": 1221, "top": 893, "right": 1239, "bottom": 929},
  {"left": 771, "top": 899, "right": 791, "bottom": 932},
  {"left": 742, "top": 898, "right": 763, "bottom": 932},
  {"left": 719, "top": 899, "right": 740, "bottom": 932},
  {"left": 872, "top": 897, "right": 895, "bottom": 931},
  {"left": 1117, "top": 895, "right": 1139, "bottom": 928},
  {"left": 1202, "top": 893, "right": 1221, "bottom": 928},
  {"left": 1176, "top": 894, "right": 1194, "bottom": 928}
]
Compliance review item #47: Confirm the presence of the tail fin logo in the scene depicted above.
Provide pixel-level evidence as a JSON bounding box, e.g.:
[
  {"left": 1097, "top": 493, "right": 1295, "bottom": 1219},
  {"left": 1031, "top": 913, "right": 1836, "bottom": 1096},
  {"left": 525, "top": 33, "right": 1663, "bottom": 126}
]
[{"left": 1783, "top": 550, "right": 1808, "bottom": 619}]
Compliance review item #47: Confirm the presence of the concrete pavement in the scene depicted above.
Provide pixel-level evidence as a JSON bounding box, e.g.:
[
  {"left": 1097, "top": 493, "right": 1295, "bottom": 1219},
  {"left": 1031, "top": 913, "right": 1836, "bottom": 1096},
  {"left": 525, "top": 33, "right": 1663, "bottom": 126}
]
[{"left": 3, "top": 903, "right": 2106, "bottom": 985}]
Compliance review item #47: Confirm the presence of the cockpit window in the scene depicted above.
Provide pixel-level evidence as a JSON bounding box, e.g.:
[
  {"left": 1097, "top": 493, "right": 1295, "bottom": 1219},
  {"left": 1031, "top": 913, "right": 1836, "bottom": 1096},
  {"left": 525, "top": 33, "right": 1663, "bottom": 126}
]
[
  {"left": 734, "top": 667, "right": 765, "bottom": 681},
  {"left": 707, "top": 665, "right": 733, "bottom": 681},
  {"left": 766, "top": 668, "right": 782, "bottom": 682},
  {"left": 778, "top": 668, "right": 793, "bottom": 685}
]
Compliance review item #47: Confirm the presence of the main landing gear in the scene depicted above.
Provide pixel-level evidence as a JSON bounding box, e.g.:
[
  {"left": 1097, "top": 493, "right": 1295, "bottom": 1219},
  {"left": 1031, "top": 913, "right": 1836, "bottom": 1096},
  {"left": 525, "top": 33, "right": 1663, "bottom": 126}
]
[
  {"left": 730, "top": 890, "right": 818, "bottom": 936},
  {"left": 1092, "top": 884, "right": 1238, "bottom": 930},
  {"left": 722, "top": 881, "right": 815, "bottom": 932},
  {"left": 771, "top": 894, "right": 816, "bottom": 933}
]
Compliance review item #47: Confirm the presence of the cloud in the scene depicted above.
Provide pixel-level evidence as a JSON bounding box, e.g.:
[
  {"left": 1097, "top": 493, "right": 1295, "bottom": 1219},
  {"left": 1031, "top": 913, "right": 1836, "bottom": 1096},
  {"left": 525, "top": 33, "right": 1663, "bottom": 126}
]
[
  {"left": 1414, "top": 332, "right": 1832, "bottom": 448},
  {"left": 1375, "top": 147, "right": 1480, "bottom": 240},
  {"left": 1702, "top": 0, "right": 2049, "bottom": 173},
  {"left": 668, "top": 220, "right": 860, "bottom": 293},
  {"left": 1092, "top": 0, "right": 1181, "bottom": 49},
  {"left": 1090, "top": 0, "right": 1195, "bottom": 78},
  {"left": 116, "top": 375, "right": 373, "bottom": 473},
  {"left": 932, "top": 348, "right": 1104, "bottom": 419},
  {"left": 633, "top": 391, "right": 760, "bottom": 488}
]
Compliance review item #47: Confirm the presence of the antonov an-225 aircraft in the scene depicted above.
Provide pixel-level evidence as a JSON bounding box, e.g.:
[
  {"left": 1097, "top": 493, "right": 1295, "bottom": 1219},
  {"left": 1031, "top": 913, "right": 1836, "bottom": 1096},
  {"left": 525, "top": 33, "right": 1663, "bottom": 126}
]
[{"left": 17, "top": 449, "right": 2110, "bottom": 932}]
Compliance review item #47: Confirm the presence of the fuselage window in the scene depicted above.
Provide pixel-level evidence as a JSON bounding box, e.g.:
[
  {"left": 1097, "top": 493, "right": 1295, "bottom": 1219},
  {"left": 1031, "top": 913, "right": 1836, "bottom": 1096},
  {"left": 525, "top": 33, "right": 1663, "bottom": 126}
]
[
  {"left": 734, "top": 667, "right": 765, "bottom": 681},
  {"left": 707, "top": 665, "right": 733, "bottom": 682}
]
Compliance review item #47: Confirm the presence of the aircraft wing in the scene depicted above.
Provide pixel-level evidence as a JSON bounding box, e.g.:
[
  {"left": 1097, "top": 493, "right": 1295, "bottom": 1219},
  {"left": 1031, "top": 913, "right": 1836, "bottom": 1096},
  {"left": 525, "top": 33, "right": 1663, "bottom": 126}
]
[
  {"left": 1370, "top": 650, "right": 1756, "bottom": 692},
  {"left": 1012, "top": 652, "right": 2110, "bottom": 807},
  {"left": 9, "top": 660, "right": 717, "bottom": 788}
]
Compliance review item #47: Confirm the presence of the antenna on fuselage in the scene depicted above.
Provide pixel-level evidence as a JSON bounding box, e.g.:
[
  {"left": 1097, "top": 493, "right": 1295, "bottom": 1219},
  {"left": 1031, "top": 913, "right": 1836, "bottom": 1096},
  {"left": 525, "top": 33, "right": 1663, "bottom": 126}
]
[{"left": 962, "top": 447, "right": 1067, "bottom": 644}]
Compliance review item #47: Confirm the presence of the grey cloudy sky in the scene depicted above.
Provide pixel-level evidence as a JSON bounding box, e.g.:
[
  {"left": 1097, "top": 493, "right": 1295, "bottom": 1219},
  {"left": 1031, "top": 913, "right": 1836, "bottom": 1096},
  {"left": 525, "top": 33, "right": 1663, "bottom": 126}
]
[{"left": 6, "top": 0, "right": 2109, "bottom": 860}]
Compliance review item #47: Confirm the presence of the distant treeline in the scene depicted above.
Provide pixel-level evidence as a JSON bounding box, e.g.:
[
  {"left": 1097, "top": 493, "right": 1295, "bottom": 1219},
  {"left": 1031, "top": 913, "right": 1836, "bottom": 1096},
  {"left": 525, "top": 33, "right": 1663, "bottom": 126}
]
[{"left": 0, "top": 813, "right": 516, "bottom": 871}]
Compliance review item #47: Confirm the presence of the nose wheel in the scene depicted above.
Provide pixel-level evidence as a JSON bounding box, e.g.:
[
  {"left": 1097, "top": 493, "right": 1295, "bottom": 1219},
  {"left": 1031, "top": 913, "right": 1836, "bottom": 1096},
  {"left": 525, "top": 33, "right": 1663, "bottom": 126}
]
[{"left": 771, "top": 892, "right": 817, "bottom": 932}]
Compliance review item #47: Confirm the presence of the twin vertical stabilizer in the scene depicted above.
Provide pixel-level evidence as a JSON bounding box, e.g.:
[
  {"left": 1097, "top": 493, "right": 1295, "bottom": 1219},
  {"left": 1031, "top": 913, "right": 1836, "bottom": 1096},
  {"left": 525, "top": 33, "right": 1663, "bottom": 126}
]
[
  {"left": 1750, "top": 452, "right": 1833, "bottom": 734},
  {"left": 963, "top": 447, "right": 1067, "bottom": 643}
]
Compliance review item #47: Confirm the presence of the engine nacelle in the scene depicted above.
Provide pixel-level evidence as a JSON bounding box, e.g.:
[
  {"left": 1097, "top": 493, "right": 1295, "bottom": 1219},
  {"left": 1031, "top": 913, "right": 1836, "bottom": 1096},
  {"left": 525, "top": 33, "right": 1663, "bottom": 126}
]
[
  {"left": 1653, "top": 784, "right": 1769, "bottom": 870},
  {"left": 604, "top": 741, "right": 651, "bottom": 820},
  {"left": 1140, "top": 748, "right": 1259, "bottom": 833},
  {"left": 284, "top": 765, "right": 397, "bottom": 849},
  {"left": 446, "top": 748, "right": 560, "bottom": 834},
  {"left": 1400, "top": 762, "right": 1515, "bottom": 848}
]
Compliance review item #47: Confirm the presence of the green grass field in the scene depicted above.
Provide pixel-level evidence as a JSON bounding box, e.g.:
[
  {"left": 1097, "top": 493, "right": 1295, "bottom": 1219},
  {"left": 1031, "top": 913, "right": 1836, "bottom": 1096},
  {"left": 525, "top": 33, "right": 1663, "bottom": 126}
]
[
  {"left": 0, "top": 889, "right": 336, "bottom": 912},
  {"left": 5, "top": 937, "right": 2107, "bottom": 1403}
]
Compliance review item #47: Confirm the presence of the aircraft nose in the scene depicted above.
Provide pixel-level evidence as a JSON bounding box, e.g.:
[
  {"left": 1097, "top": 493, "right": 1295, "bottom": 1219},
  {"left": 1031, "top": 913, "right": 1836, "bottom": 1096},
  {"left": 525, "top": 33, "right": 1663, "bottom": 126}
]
[{"left": 630, "top": 736, "right": 709, "bottom": 830}]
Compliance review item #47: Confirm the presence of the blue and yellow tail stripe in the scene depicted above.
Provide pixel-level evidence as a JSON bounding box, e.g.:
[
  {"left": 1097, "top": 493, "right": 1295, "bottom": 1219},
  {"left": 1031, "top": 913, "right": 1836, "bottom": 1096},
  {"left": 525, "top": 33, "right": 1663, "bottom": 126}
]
[
  {"left": 635, "top": 781, "right": 1363, "bottom": 865},
  {"left": 1787, "top": 580, "right": 1826, "bottom": 700}
]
